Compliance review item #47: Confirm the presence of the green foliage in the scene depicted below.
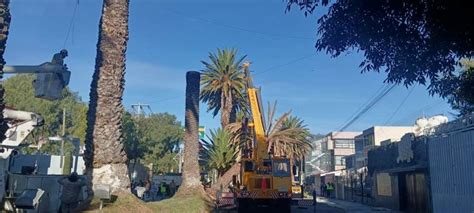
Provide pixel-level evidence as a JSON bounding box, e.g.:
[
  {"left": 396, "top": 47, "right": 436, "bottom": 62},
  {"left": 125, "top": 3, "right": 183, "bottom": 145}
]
[
  {"left": 123, "top": 113, "right": 183, "bottom": 174},
  {"left": 264, "top": 102, "right": 312, "bottom": 160},
  {"left": 280, "top": 115, "right": 313, "bottom": 159},
  {"left": 3, "top": 75, "right": 184, "bottom": 174},
  {"left": 201, "top": 128, "right": 238, "bottom": 176},
  {"left": 200, "top": 48, "right": 248, "bottom": 126},
  {"left": 122, "top": 112, "right": 146, "bottom": 160},
  {"left": 3, "top": 75, "right": 87, "bottom": 153},
  {"left": 286, "top": 0, "right": 474, "bottom": 98},
  {"left": 445, "top": 60, "right": 474, "bottom": 115}
]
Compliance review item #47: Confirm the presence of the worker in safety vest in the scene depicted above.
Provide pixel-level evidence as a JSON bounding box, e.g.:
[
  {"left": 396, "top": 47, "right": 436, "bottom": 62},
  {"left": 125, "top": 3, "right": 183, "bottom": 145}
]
[
  {"left": 159, "top": 182, "right": 167, "bottom": 199},
  {"left": 327, "top": 182, "right": 334, "bottom": 198}
]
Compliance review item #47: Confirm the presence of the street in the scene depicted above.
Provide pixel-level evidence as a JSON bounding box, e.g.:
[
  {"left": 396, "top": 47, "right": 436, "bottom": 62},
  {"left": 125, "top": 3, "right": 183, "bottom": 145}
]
[
  {"left": 292, "top": 203, "right": 344, "bottom": 213},
  {"left": 215, "top": 201, "right": 344, "bottom": 213}
]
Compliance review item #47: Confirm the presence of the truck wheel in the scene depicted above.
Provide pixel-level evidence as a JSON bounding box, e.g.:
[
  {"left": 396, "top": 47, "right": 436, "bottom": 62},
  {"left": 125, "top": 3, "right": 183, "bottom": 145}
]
[{"left": 237, "top": 199, "right": 248, "bottom": 213}]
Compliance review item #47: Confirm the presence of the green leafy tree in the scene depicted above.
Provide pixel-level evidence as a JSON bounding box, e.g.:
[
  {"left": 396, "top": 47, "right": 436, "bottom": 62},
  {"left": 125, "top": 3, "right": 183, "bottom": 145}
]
[
  {"left": 201, "top": 128, "right": 238, "bottom": 176},
  {"left": 138, "top": 113, "right": 183, "bottom": 173},
  {"left": 122, "top": 112, "right": 146, "bottom": 161},
  {"left": 285, "top": 0, "right": 474, "bottom": 98},
  {"left": 0, "top": 0, "right": 11, "bottom": 142},
  {"left": 444, "top": 60, "right": 474, "bottom": 115},
  {"left": 122, "top": 112, "right": 183, "bottom": 174},
  {"left": 200, "top": 48, "right": 247, "bottom": 128},
  {"left": 3, "top": 75, "right": 87, "bottom": 152}
]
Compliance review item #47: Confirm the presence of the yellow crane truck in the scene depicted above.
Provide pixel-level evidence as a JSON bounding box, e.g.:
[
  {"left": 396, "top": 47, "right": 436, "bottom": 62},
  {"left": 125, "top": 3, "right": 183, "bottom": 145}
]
[{"left": 233, "top": 82, "right": 303, "bottom": 212}]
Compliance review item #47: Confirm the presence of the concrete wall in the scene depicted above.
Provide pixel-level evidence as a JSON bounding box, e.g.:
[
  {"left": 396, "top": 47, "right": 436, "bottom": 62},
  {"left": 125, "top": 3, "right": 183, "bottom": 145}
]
[
  {"left": 373, "top": 126, "right": 414, "bottom": 146},
  {"left": 357, "top": 126, "right": 413, "bottom": 167}
]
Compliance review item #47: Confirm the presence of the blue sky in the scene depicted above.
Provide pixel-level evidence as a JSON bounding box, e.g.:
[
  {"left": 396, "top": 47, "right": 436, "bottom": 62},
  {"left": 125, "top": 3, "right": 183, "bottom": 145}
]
[{"left": 5, "top": 0, "right": 453, "bottom": 134}]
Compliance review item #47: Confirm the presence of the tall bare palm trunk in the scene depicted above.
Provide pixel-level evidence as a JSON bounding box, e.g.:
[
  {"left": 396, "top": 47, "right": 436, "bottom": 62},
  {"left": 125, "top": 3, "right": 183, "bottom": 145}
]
[
  {"left": 84, "top": 0, "right": 130, "bottom": 193},
  {"left": 176, "top": 71, "right": 205, "bottom": 196},
  {"left": 207, "top": 162, "right": 240, "bottom": 197},
  {"left": 0, "top": 0, "right": 11, "bottom": 141}
]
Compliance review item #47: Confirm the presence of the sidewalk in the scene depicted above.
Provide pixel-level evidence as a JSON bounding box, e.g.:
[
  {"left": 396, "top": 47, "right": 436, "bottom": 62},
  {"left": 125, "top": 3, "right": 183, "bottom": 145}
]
[{"left": 316, "top": 197, "right": 400, "bottom": 213}]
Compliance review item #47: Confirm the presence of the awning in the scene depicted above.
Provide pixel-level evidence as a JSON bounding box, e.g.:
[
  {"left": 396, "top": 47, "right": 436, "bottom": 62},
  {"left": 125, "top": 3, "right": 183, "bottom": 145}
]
[{"left": 380, "top": 163, "right": 427, "bottom": 174}]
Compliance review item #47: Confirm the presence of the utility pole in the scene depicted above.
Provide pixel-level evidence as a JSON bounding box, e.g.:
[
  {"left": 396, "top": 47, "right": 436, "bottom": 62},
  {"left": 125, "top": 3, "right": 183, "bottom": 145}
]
[
  {"left": 60, "top": 107, "right": 66, "bottom": 168},
  {"left": 131, "top": 102, "right": 152, "bottom": 118},
  {"left": 129, "top": 103, "right": 153, "bottom": 180}
]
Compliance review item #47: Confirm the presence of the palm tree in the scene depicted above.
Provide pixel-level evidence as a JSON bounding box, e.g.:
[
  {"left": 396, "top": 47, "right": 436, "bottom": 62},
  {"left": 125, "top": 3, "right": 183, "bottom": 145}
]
[
  {"left": 226, "top": 110, "right": 252, "bottom": 152},
  {"left": 279, "top": 115, "right": 312, "bottom": 160},
  {"left": 200, "top": 48, "right": 247, "bottom": 128},
  {"left": 84, "top": 0, "right": 130, "bottom": 193},
  {"left": 0, "top": 1, "right": 11, "bottom": 141},
  {"left": 265, "top": 102, "right": 312, "bottom": 161},
  {"left": 201, "top": 128, "right": 239, "bottom": 177},
  {"left": 208, "top": 103, "right": 312, "bottom": 192},
  {"left": 176, "top": 71, "right": 206, "bottom": 197}
]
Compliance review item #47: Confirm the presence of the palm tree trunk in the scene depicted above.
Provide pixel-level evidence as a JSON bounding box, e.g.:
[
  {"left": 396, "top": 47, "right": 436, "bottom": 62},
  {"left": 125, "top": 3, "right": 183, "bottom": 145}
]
[
  {"left": 220, "top": 91, "right": 232, "bottom": 128},
  {"left": 207, "top": 162, "right": 240, "bottom": 197},
  {"left": 84, "top": 0, "right": 130, "bottom": 194},
  {"left": 176, "top": 71, "right": 205, "bottom": 197},
  {"left": 0, "top": 0, "right": 11, "bottom": 142}
]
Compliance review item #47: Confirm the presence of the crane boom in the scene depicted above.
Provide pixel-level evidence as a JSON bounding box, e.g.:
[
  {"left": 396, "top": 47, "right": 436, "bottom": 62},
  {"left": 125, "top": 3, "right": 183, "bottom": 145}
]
[{"left": 247, "top": 88, "right": 267, "bottom": 161}]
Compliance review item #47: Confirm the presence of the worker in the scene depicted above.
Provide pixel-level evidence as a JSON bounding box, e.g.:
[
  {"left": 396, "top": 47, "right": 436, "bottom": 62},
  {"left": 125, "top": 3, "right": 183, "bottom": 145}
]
[
  {"left": 51, "top": 49, "right": 68, "bottom": 65},
  {"left": 58, "top": 172, "right": 86, "bottom": 213},
  {"left": 159, "top": 182, "right": 167, "bottom": 200},
  {"left": 327, "top": 182, "right": 334, "bottom": 198},
  {"left": 312, "top": 184, "right": 317, "bottom": 206},
  {"left": 169, "top": 180, "right": 177, "bottom": 196}
]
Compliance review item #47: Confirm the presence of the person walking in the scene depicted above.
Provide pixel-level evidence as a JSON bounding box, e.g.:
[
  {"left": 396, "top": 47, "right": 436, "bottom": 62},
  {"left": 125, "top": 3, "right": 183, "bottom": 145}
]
[
  {"left": 58, "top": 172, "right": 86, "bottom": 213},
  {"left": 327, "top": 182, "right": 334, "bottom": 198},
  {"left": 169, "top": 180, "right": 177, "bottom": 196},
  {"left": 312, "top": 184, "right": 317, "bottom": 206},
  {"left": 321, "top": 183, "right": 327, "bottom": 197}
]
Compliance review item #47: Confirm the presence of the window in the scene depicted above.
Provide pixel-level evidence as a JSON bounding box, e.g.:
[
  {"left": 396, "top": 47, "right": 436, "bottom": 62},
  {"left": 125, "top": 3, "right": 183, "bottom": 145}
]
[
  {"left": 366, "top": 135, "right": 374, "bottom": 146},
  {"left": 335, "top": 156, "right": 345, "bottom": 166},
  {"left": 272, "top": 160, "right": 290, "bottom": 177},
  {"left": 244, "top": 161, "right": 254, "bottom": 172},
  {"left": 334, "top": 139, "right": 355, "bottom": 148}
]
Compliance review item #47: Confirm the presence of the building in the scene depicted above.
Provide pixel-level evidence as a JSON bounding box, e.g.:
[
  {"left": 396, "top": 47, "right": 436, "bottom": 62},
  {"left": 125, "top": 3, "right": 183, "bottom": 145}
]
[
  {"left": 355, "top": 126, "right": 413, "bottom": 169},
  {"left": 367, "top": 133, "right": 429, "bottom": 212},
  {"left": 306, "top": 135, "right": 324, "bottom": 175},
  {"left": 320, "top": 131, "right": 361, "bottom": 172}
]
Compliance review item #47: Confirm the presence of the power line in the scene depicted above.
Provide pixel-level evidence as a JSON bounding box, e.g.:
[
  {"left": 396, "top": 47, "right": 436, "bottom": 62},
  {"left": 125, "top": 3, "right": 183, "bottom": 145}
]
[
  {"left": 384, "top": 86, "right": 415, "bottom": 125},
  {"left": 339, "top": 84, "right": 396, "bottom": 131},
  {"left": 337, "top": 84, "right": 388, "bottom": 131},
  {"left": 146, "top": 96, "right": 181, "bottom": 104},
  {"left": 134, "top": 55, "right": 316, "bottom": 103},
  {"left": 163, "top": 8, "right": 314, "bottom": 41},
  {"left": 62, "top": 0, "right": 80, "bottom": 48},
  {"left": 255, "top": 54, "right": 314, "bottom": 76},
  {"left": 391, "top": 100, "right": 445, "bottom": 125}
]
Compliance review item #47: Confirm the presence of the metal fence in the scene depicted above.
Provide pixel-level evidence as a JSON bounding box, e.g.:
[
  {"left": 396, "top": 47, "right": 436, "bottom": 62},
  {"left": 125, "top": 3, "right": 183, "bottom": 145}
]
[{"left": 428, "top": 114, "right": 474, "bottom": 213}]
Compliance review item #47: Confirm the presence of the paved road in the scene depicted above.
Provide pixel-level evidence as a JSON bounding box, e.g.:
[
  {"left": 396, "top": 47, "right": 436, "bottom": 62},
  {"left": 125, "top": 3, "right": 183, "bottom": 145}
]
[
  {"left": 291, "top": 203, "right": 344, "bottom": 213},
  {"left": 215, "top": 203, "right": 344, "bottom": 213}
]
